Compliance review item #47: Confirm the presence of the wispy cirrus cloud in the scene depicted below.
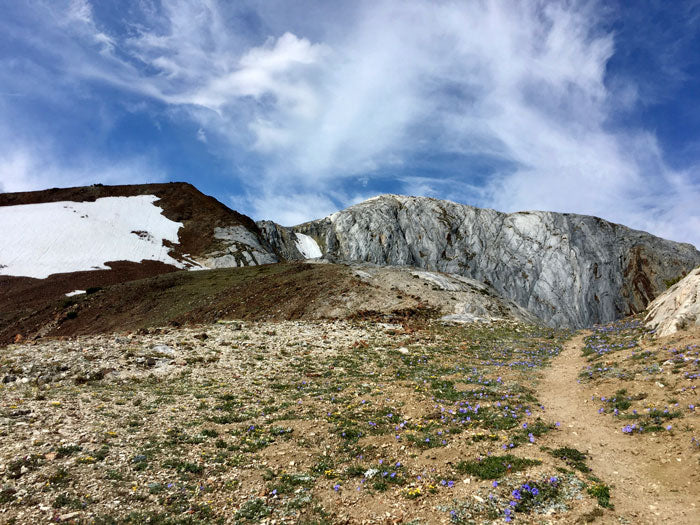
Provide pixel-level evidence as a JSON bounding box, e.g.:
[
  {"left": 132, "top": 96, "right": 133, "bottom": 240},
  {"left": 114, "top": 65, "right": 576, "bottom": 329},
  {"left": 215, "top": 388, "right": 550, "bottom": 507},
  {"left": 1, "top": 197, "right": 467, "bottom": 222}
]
[{"left": 1, "top": 1, "right": 699, "bottom": 246}]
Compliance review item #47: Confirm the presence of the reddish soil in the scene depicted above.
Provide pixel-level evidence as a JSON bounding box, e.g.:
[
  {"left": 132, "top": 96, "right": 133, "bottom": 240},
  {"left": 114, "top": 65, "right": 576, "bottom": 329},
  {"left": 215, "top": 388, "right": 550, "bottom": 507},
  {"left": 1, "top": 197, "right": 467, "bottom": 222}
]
[
  {"left": 0, "top": 182, "right": 285, "bottom": 344},
  {"left": 2, "top": 261, "right": 485, "bottom": 346},
  {"left": 0, "top": 261, "right": 180, "bottom": 344},
  {"left": 1, "top": 263, "right": 435, "bottom": 345}
]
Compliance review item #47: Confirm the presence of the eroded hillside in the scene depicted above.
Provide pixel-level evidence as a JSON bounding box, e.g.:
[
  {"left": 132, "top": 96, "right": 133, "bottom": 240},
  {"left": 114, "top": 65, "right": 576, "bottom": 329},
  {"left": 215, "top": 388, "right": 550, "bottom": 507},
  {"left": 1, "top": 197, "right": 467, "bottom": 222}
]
[{"left": 0, "top": 262, "right": 535, "bottom": 346}]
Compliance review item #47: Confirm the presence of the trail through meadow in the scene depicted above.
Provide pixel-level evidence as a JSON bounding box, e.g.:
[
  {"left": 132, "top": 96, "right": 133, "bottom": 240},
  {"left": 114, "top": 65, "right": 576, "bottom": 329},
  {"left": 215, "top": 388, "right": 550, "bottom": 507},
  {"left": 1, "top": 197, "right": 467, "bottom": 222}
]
[{"left": 537, "top": 333, "right": 698, "bottom": 524}]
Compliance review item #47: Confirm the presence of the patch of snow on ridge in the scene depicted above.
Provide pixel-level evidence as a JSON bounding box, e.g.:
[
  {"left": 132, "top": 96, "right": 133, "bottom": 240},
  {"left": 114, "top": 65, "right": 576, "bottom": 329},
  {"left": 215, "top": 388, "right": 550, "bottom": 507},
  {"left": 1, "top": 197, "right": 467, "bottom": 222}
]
[
  {"left": 65, "top": 290, "right": 86, "bottom": 297},
  {"left": 294, "top": 233, "right": 322, "bottom": 259},
  {"left": 0, "top": 195, "right": 184, "bottom": 279}
]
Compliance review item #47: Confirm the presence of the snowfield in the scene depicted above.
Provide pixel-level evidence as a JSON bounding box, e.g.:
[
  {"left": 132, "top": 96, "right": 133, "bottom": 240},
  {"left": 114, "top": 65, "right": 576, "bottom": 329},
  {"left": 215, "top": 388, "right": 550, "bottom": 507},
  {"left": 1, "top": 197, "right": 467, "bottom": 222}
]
[
  {"left": 294, "top": 233, "right": 322, "bottom": 259},
  {"left": 0, "top": 195, "right": 185, "bottom": 279}
]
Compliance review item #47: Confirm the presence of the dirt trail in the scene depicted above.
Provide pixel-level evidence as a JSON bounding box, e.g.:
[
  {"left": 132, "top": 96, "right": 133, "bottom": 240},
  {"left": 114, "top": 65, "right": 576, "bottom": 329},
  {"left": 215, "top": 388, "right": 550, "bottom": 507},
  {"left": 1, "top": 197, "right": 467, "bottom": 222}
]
[{"left": 538, "top": 333, "right": 698, "bottom": 524}]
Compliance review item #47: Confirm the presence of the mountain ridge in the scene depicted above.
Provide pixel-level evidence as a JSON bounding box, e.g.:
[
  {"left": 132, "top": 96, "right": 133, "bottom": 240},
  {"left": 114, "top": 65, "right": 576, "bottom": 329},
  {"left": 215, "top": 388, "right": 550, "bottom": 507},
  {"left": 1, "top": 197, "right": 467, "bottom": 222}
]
[
  {"left": 0, "top": 182, "right": 276, "bottom": 269},
  {"left": 280, "top": 194, "right": 700, "bottom": 327},
  {"left": 2, "top": 184, "right": 699, "bottom": 330}
]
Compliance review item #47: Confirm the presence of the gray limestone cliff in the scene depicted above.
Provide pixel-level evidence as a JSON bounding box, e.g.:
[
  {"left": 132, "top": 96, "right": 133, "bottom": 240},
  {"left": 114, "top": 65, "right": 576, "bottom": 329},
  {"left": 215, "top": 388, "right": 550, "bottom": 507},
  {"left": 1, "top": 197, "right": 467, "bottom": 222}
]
[
  {"left": 256, "top": 221, "right": 306, "bottom": 261},
  {"left": 196, "top": 225, "right": 278, "bottom": 268},
  {"left": 266, "top": 195, "right": 700, "bottom": 328}
]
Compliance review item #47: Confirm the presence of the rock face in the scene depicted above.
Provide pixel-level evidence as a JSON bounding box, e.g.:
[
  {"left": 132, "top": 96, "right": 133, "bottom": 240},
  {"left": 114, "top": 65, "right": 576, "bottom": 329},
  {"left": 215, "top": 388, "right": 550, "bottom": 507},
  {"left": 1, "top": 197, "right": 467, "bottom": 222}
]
[
  {"left": 257, "top": 220, "right": 322, "bottom": 260},
  {"left": 645, "top": 267, "right": 700, "bottom": 337},
  {"left": 278, "top": 195, "right": 700, "bottom": 327},
  {"left": 405, "top": 269, "right": 539, "bottom": 325},
  {"left": 199, "top": 226, "right": 277, "bottom": 268},
  {"left": 257, "top": 221, "right": 307, "bottom": 260}
]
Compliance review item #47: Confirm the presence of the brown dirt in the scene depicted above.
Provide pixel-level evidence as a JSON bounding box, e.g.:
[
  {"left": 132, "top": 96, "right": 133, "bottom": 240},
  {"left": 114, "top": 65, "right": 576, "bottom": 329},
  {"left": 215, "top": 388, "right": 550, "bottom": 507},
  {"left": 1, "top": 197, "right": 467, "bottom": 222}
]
[
  {"left": 0, "top": 261, "right": 181, "bottom": 345},
  {"left": 0, "top": 263, "right": 438, "bottom": 345},
  {"left": 538, "top": 333, "right": 699, "bottom": 524},
  {"left": 1, "top": 262, "right": 533, "bottom": 347}
]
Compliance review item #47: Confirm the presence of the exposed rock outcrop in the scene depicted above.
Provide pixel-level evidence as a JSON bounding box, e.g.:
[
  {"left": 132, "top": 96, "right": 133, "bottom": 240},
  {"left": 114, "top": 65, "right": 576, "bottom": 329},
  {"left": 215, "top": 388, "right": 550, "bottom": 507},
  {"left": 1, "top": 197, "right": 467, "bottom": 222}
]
[
  {"left": 256, "top": 220, "right": 322, "bottom": 260},
  {"left": 645, "top": 267, "right": 700, "bottom": 337},
  {"left": 281, "top": 195, "right": 700, "bottom": 327},
  {"left": 405, "top": 269, "right": 539, "bottom": 325},
  {"left": 198, "top": 226, "right": 277, "bottom": 268},
  {"left": 256, "top": 220, "right": 306, "bottom": 260}
]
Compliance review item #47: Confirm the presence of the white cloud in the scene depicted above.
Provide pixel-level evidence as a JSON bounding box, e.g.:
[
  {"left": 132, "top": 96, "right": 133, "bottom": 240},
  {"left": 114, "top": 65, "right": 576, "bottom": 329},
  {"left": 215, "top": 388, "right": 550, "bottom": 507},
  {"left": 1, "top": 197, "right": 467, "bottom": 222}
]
[
  {"left": 68, "top": 0, "right": 93, "bottom": 24},
  {"left": 0, "top": 142, "right": 165, "bottom": 194},
  {"left": 230, "top": 190, "right": 339, "bottom": 226},
  {"left": 3, "top": 0, "right": 700, "bottom": 246},
  {"left": 183, "top": 32, "right": 328, "bottom": 116}
]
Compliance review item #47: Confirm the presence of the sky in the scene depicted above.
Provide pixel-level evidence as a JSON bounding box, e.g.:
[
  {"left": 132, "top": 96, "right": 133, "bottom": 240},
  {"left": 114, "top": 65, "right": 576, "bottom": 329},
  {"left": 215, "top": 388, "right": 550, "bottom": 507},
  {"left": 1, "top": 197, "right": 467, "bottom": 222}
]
[{"left": 1, "top": 1, "right": 699, "bottom": 247}]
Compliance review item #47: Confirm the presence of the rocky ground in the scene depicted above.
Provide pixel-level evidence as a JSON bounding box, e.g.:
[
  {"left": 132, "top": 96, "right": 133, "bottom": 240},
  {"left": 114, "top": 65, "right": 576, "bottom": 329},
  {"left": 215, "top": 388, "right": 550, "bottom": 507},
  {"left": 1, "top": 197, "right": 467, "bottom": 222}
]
[{"left": 1, "top": 313, "right": 698, "bottom": 524}]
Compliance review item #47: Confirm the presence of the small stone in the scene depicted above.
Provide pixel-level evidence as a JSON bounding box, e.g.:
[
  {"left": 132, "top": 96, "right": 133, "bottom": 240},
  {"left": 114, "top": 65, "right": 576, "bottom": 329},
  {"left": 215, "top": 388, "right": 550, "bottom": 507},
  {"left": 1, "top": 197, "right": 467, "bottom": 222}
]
[{"left": 152, "top": 344, "right": 176, "bottom": 356}]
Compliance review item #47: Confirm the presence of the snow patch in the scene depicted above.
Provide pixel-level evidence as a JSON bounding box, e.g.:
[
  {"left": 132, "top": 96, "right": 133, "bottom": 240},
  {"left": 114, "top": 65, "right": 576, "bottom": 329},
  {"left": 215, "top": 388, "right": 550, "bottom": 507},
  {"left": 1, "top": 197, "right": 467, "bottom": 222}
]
[
  {"left": 65, "top": 290, "right": 86, "bottom": 297},
  {"left": 294, "top": 233, "right": 322, "bottom": 259},
  {"left": 0, "top": 195, "right": 185, "bottom": 279}
]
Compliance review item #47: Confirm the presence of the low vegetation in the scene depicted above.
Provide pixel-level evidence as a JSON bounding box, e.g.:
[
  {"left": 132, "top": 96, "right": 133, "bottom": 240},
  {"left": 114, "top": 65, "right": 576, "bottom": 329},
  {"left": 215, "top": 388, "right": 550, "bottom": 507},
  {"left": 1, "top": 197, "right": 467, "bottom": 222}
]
[{"left": 1, "top": 310, "right": 697, "bottom": 522}]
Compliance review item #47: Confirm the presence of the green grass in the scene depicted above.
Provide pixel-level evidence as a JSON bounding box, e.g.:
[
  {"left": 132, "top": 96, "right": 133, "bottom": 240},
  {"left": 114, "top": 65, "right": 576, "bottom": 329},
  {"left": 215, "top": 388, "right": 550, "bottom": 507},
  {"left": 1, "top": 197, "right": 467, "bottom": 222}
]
[
  {"left": 548, "top": 447, "right": 590, "bottom": 472},
  {"left": 55, "top": 444, "right": 82, "bottom": 458},
  {"left": 234, "top": 498, "right": 271, "bottom": 522},
  {"left": 268, "top": 473, "right": 315, "bottom": 495},
  {"left": 587, "top": 482, "right": 613, "bottom": 508},
  {"left": 162, "top": 459, "right": 204, "bottom": 475},
  {"left": 455, "top": 455, "right": 541, "bottom": 480},
  {"left": 513, "top": 481, "right": 560, "bottom": 513}
]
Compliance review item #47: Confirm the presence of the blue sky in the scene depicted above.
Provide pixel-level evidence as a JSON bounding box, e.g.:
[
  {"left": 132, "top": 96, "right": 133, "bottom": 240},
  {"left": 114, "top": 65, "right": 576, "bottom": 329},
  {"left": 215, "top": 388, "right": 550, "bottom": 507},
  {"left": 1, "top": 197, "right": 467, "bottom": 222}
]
[{"left": 1, "top": 1, "right": 699, "bottom": 247}]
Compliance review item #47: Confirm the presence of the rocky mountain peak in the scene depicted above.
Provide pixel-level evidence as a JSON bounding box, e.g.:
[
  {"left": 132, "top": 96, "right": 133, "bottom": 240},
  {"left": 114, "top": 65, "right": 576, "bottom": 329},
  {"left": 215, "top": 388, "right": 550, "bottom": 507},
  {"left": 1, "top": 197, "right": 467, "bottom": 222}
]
[
  {"left": 3, "top": 183, "right": 699, "bottom": 330},
  {"left": 274, "top": 195, "right": 700, "bottom": 328}
]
